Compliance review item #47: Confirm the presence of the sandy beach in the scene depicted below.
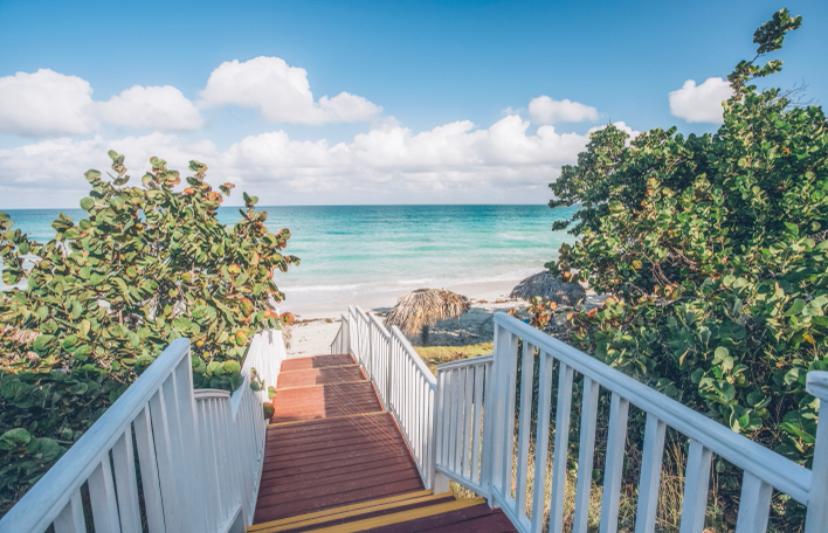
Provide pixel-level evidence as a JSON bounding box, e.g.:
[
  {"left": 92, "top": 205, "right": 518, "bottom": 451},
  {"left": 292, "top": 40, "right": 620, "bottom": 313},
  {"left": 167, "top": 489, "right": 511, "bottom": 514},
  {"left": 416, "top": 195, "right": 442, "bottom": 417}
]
[{"left": 284, "top": 288, "right": 527, "bottom": 357}]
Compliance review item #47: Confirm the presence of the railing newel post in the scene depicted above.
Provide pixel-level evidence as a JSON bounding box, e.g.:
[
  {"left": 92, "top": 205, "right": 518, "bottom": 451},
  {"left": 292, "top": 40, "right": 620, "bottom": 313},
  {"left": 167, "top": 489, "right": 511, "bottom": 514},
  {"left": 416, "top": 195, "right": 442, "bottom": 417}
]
[
  {"left": 805, "top": 371, "right": 828, "bottom": 533},
  {"left": 480, "top": 322, "right": 499, "bottom": 504}
]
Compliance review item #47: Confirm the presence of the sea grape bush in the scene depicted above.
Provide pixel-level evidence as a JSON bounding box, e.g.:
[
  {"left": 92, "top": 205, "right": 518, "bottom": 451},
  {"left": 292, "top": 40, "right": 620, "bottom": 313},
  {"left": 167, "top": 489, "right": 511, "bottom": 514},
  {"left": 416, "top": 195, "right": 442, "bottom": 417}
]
[
  {"left": 0, "top": 153, "right": 298, "bottom": 512},
  {"left": 545, "top": 9, "right": 827, "bottom": 462}
]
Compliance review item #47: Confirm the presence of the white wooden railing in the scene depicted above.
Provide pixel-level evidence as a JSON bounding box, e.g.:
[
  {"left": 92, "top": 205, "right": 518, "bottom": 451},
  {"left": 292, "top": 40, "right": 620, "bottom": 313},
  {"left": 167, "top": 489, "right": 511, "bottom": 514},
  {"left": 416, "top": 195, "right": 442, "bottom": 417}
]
[
  {"left": 0, "top": 330, "right": 285, "bottom": 533},
  {"left": 435, "top": 312, "right": 828, "bottom": 533},
  {"left": 332, "top": 306, "right": 440, "bottom": 489},
  {"left": 434, "top": 355, "right": 493, "bottom": 496}
]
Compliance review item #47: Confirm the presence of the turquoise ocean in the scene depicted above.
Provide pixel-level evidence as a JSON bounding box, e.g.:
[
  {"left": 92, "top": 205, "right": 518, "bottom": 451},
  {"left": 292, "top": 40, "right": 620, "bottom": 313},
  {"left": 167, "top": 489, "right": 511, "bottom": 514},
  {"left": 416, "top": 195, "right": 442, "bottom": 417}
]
[{"left": 4, "top": 205, "right": 576, "bottom": 316}]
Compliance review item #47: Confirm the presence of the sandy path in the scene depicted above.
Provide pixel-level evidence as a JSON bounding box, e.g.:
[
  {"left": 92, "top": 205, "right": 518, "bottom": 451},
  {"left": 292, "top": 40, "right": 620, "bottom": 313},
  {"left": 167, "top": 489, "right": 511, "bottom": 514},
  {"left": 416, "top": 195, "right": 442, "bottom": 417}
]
[{"left": 285, "top": 318, "right": 342, "bottom": 357}]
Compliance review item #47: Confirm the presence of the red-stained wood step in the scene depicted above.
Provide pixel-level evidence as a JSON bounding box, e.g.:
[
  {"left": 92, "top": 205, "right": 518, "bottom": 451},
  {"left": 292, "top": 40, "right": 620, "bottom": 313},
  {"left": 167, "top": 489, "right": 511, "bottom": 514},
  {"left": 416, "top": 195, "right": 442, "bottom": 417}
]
[
  {"left": 277, "top": 365, "right": 365, "bottom": 388},
  {"left": 370, "top": 504, "right": 512, "bottom": 532},
  {"left": 271, "top": 381, "right": 381, "bottom": 423},
  {"left": 254, "top": 478, "right": 425, "bottom": 524},
  {"left": 280, "top": 353, "right": 355, "bottom": 371},
  {"left": 252, "top": 353, "right": 515, "bottom": 531}
]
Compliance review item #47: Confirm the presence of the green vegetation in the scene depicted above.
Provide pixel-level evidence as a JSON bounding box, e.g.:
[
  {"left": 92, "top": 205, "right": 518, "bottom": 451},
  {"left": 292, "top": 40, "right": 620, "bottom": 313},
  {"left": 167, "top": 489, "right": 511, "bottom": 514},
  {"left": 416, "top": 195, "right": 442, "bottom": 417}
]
[
  {"left": 533, "top": 9, "right": 825, "bottom": 528},
  {"left": 546, "top": 7, "right": 825, "bottom": 464},
  {"left": 0, "top": 153, "right": 298, "bottom": 512}
]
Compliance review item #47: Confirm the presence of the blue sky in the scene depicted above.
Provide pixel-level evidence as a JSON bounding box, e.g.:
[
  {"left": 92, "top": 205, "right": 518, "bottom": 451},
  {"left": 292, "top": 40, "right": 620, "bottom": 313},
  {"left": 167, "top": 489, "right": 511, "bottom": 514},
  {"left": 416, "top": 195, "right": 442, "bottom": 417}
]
[{"left": 0, "top": 0, "right": 826, "bottom": 207}]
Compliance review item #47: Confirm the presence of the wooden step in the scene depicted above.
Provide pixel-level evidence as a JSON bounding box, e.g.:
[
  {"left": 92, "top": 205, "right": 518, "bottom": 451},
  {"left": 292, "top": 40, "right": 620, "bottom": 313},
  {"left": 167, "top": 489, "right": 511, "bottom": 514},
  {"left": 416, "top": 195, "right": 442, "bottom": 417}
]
[
  {"left": 370, "top": 503, "right": 512, "bottom": 532},
  {"left": 247, "top": 490, "right": 457, "bottom": 532},
  {"left": 304, "top": 497, "right": 486, "bottom": 532},
  {"left": 271, "top": 382, "right": 382, "bottom": 423},
  {"left": 280, "top": 354, "right": 355, "bottom": 372},
  {"left": 277, "top": 365, "right": 366, "bottom": 388},
  {"left": 253, "top": 412, "right": 424, "bottom": 523},
  {"left": 267, "top": 410, "right": 388, "bottom": 430}
]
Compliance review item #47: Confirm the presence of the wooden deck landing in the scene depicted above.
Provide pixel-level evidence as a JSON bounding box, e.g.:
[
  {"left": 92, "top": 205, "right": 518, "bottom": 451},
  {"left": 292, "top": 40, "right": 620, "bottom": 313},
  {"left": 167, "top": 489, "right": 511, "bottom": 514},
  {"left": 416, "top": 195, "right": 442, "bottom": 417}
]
[{"left": 251, "top": 353, "right": 513, "bottom": 532}]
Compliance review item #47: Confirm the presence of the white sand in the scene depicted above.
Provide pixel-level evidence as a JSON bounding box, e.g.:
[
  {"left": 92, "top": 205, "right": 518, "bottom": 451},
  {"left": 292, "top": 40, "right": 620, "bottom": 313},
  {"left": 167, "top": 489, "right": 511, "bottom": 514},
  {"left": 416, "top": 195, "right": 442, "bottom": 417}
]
[
  {"left": 284, "top": 318, "right": 342, "bottom": 358},
  {"left": 278, "top": 272, "right": 534, "bottom": 320}
]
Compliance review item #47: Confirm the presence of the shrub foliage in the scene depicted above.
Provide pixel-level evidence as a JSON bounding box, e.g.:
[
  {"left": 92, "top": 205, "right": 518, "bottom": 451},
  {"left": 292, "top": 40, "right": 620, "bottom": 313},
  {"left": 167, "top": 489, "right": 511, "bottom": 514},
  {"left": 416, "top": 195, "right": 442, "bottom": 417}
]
[
  {"left": 545, "top": 9, "right": 826, "bottom": 462},
  {"left": 0, "top": 153, "right": 298, "bottom": 512}
]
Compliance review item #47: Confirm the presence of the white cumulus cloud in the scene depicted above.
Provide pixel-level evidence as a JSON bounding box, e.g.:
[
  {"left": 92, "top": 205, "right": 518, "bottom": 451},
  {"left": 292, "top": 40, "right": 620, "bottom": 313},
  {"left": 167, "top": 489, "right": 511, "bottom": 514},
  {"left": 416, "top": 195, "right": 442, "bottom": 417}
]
[
  {"left": 0, "top": 69, "right": 97, "bottom": 136},
  {"left": 0, "top": 69, "right": 204, "bottom": 136},
  {"left": 98, "top": 85, "right": 203, "bottom": 130},
  {"left": 528, "top": 96, "right": 599, "bottom": 124},
  {"left": 669, "top": 77, "right": 733, "bottom": 124},
  {"left": 0, "top": 113, "right": 594, "bottom": 206},
  {"left": 199, "top": 56, "right": 381, "bottom": 124}
]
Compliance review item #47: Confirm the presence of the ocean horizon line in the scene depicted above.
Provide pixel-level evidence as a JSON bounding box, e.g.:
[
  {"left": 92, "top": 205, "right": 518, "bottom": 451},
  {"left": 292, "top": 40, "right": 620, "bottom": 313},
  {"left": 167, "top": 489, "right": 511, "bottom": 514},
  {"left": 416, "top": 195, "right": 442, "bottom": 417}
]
[{"left": 0, "top": 202, "right": 551, "bottom": 212}]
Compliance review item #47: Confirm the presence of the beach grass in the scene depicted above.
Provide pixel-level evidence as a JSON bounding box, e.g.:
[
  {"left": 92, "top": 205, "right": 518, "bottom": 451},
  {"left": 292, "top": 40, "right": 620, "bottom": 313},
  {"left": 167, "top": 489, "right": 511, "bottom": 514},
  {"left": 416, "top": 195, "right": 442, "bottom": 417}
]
[{"left": 414, "top": 342, "right": 493, "bottom": 373}]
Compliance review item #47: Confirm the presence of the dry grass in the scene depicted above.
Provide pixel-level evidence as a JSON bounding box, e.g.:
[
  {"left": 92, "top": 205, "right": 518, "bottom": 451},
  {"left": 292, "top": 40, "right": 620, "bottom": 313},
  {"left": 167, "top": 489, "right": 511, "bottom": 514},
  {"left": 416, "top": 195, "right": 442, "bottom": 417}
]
[
  {"left": 499, "top": 436, "right": 728, "bottom": 532},
  {"left": 386, "top": 288, "right": 470, "bottom": 338},
  {"left": 414, "top": 342, "right": 493, "bottom": 373}
]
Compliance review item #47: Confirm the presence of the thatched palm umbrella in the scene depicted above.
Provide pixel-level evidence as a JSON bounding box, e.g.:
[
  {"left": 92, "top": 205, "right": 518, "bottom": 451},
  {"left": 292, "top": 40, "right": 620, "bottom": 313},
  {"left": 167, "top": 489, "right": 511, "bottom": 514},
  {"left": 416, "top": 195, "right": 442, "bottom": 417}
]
[{"left": 386, "top": 288, "right": 470, "bottom": 343}]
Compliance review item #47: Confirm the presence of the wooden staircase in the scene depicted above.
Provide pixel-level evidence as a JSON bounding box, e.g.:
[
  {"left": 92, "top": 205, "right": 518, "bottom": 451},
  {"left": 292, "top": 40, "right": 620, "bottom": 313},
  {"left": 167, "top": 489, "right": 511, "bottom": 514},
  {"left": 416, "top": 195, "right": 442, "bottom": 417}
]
[{"left": 250, "top": 353, "right": 513, "bottom": 532}]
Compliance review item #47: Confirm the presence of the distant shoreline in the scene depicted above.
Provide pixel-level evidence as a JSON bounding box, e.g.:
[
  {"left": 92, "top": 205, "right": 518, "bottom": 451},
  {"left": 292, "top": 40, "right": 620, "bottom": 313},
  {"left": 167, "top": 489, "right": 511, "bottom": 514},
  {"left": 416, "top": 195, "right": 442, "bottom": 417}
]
[
  {"left": 0, "top": 202, "right": 551, "bottom": 212},
  {"left": 279, "top": 271, "right": 531, "bottom": 320}
]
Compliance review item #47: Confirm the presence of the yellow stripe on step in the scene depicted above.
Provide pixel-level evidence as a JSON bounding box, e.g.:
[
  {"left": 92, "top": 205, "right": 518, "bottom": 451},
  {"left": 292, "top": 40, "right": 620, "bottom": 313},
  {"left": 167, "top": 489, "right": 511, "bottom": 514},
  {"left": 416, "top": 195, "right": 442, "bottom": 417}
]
[
  {"left": 306, "top": 498, "right": 486, "bottom": 533},
  {"left": 247, "top": 490, "right": 433, "bottom": 531}
]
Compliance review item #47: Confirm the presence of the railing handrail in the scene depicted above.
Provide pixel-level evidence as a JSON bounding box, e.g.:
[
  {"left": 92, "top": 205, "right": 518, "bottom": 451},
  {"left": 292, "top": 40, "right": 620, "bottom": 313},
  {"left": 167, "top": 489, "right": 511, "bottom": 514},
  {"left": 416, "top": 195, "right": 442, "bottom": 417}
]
[
  {"left": 492, "top": 312, "right": 812, "bottom": 503},
  {"left": 436, "top": 354, "right": 493, "bottom": 372},
  {"left": 1, "top": 327, "right": 285, "bottom": 533},
  {"left": 0, "top": 338, "right": 190, "bottom": 531},
  {"left": 390, "top": 325, "right": 438, "bottom": 388},
  {"left": 368, "top": 312, "right": 392, "bottom": 339}
]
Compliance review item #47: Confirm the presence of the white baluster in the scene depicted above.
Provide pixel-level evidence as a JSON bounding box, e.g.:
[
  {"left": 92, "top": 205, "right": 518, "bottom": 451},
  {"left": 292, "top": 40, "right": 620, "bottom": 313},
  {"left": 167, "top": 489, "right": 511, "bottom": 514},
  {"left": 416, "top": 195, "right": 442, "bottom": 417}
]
[
  {"left": 734, "top": 471, "right": 772, "bottom": 533},
  {"left": 515, "top": 342, "right": 536, "bottom": 518},
  {"left": 88, "top": 456, "right": 120, "bottom": 533},
  {"left": 455, "top": 367, "right": 469, "bottom": 473},
  {"left": 572, "top": 376, "right": 600, "bottom": 533},
  {"left": 530, "top": 353, "right": 553, "bottom": 532},
  {"left": 436, "top": 371, "right": 446, "bottom": 468},
  {"left": 471, "top": 363, "right": 485, "bottom": 485},
  {"left": 111, "top": 429, "right": 142, "bottom": 533},
  {"left": 635, "top": 413, "right": 666, "bottom": 533},
  {"left": 549, "top": 362, "right": 574, "bottom": 533},
  {"left": 599, "top": 393, "right": 630, "bottom": 533},
  {"left": 150, "top": 386, "right": 181, "bottom": 531},
  {"left": 463, "top": 366, "right": 475, "bottom": 479},
  {"left": 679, "top": 440, "right": 712, "bottom": 533},
  {"left": 133, "top": 407, "right": 165, "bottom": 533},
  {"left": 53, "top": 491, "right": 86, "bottom": 533}
]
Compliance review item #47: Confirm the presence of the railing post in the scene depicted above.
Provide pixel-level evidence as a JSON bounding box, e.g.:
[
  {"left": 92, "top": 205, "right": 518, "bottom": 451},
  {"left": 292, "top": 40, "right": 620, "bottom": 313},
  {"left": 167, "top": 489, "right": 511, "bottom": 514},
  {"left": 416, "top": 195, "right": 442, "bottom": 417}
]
[
  {"left": 344, "top": 315, "right": 350, "bottom": 354},
  {"left": 431, "top": 371, "right": 450, "bottom": 493},
  {"left": 480, "top": 322, "right": 501, "bottom": 504},
  {"left": 385, "top": 332, "right": 393, "bottom": 406},
  {"left": 805, "top": 371, "right": 828, "bottom": 533},
  {"left": 367, "top": 318, "right": 374, "bottom": 379}
]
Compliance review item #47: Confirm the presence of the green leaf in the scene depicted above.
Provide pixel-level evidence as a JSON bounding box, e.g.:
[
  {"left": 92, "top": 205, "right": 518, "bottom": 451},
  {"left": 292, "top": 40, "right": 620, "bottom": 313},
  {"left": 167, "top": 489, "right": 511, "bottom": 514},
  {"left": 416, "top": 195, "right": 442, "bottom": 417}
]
[
  {"left": 32, "top": 334, "right": 56, "bottom": 355},
  {"left": 0, "top": 428, "right": 33, "bottom": 449}
]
